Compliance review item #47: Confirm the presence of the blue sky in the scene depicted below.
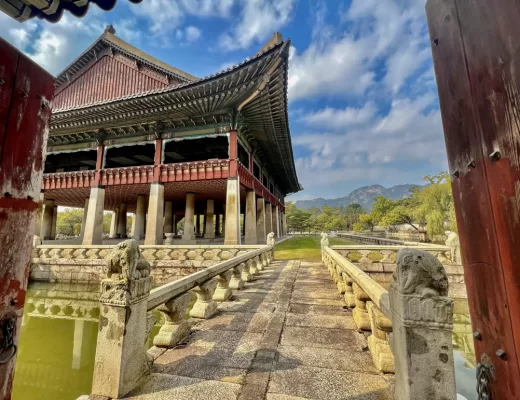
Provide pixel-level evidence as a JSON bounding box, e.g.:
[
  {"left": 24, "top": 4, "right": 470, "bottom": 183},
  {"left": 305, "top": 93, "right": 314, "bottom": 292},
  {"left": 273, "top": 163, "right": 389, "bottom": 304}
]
[{"left": 0, "top": 0, "right": 447, "bottom": 201}]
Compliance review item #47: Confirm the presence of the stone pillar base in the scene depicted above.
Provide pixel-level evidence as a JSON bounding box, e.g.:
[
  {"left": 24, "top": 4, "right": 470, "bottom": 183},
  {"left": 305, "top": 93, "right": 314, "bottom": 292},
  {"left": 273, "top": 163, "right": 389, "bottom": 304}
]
[
  {"left": 241, "top": 262, "right": 252, "bottom": 282},
  {"left": 213, "top": 287, "right": 232, "bottom": 302},
  {"left": 344, "top": 292, "right": 355, "bottom": 308}
]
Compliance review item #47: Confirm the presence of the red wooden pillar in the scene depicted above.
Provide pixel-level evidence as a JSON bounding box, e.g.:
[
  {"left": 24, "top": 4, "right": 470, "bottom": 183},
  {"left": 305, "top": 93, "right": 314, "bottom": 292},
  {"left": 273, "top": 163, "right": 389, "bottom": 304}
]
[
  {"left": 153, "top": 138, "right": 163, "bottom": 181},
  {"left": 427, "top": 1, "right": 520, "bottom": 398},
  {"left": 229, "top": 130, "right": 238, "bottom": 177},
  {"left": 94, "top": 144, "right": 104, "bottom": 186},
  {"left": 0, "top": 39, "right": 54, "bottom": 399}
]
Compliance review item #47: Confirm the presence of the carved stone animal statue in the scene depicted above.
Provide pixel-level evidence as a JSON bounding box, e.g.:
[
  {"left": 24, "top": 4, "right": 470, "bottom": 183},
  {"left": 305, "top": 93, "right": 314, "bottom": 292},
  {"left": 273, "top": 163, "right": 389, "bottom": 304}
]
[
  {"left": 267, "top": 232, "right": 275, "bottom": 247},
  {"left": 105, "top": 239, "right": 151, "bottom": 282},
  {"left": 320, "top": 233, "right": 329, "bottom": 248},
  {"left": 393, "top": 248, "right": 449, "bottom": 298}
]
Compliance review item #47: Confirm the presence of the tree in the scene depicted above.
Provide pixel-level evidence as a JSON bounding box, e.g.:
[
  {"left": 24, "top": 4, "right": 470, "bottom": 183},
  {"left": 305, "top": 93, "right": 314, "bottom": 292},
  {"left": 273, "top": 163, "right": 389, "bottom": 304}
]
[
  {"left": 56, "top": 208, "right": 83, "bottom": 236},
  {"left": 358, "top": 214, "right": 375, "bottom": 231}
]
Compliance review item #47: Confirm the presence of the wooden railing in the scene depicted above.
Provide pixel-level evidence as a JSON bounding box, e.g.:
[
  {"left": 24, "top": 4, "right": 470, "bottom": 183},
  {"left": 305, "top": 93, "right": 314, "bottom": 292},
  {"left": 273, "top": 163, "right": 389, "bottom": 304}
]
[
  {"left": 159, "top": 159, "right": 230, "bottom": 182},
  {"left": 99, "top": 165, "right": 154, "bottom": 185},
  {"left": 41, "top": 170, "right": 96, "bottom": 190},
  {"left": 322, "top": 242, "right": 456, "bottom": 399}
]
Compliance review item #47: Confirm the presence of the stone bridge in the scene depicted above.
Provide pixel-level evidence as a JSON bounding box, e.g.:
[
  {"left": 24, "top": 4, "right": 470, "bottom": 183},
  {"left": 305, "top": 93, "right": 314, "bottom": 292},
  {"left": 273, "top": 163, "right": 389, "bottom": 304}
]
[{"left": 73, "top": 234, "right": 457, "bottom": 400}]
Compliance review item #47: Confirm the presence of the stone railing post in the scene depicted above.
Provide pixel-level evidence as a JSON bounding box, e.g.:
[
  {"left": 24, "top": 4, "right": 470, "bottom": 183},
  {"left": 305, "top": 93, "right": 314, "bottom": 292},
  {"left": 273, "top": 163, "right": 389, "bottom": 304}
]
[
  {"left": 343, "top": 274, "right": 355, "bottom": 308},
  {"left": 367, "top": 301, "right": 394, "bottom": 373},
  {"left": 190, "top": 279, "right": 218, "bottom": 319},
  {"left": 153, "top": 292, "right": 193, "bottom": 348},
  {"left": 91, "top": 240, "right": 154, "bottom": 399},
  {"left": 320, "top": 233, "right": 329, "bottom": 262},
  {"left": 241, "top": 261, "right": 252, "bottom": 282},
  {"left": 261, "top": 252, "right": 269, "bottom": 268},
  {"left": 230, "top": 263, "right": 245, "bottom": 289},
  {"left": 352, "top": 282, "right": 371, "bottom": 330},
  {"left": 336, "top": 270, "right": 346, "bottom": 294},
  {"left": 267, "top": 232, "right": 275, "bottom": 260},
  {"left": 254, "top": 255, "right": 263, "bottom": 271},
  {"left": 390, "top": 248, "right": 456, "bottom": 400},
  {"left": 213, "top": 270, "right": 233, "bottom": 302},
  {"left": 248, "top": 258, "right": 258, "bottom": 275}
]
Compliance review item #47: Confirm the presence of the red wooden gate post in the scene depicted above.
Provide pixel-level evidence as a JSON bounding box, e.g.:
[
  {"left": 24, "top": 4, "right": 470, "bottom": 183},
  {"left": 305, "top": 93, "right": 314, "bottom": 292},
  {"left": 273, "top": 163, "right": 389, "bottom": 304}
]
[
  {"left": 0, "top": 39, "right": 54, "bottom": 399},
  {"left": 426, "top": 1, "right": 520, "bottom": 398}
]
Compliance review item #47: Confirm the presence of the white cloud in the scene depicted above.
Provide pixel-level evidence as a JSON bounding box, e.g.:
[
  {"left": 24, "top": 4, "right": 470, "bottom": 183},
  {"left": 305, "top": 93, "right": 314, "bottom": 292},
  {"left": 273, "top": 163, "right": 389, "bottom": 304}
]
[
  {"left": 292, "top": 94, "right": 446, "bottom": 193},
  {"left": 289, "top": 0, "right": 431, "bottom": 100},
  {"left": 128, "top": 0, "right": 231, "bottom": 46},
  {"left": 303, "top": 103, "right": 377, "bottom": 130},
  {"left": 219, "top": 0, "right": 295, "bottom": 51},
  {"left": 185, "top": 26, "right": 202, "bottom": 42},
  {"left": 114, "top": 19, "right": 143, "bottom": 45}
]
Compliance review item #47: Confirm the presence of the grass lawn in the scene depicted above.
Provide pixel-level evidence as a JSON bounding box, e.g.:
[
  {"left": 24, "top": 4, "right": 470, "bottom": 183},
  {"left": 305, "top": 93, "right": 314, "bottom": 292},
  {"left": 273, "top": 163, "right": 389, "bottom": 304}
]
[{"left": 275, "top": 236, "right": 357, "bottom": 262}]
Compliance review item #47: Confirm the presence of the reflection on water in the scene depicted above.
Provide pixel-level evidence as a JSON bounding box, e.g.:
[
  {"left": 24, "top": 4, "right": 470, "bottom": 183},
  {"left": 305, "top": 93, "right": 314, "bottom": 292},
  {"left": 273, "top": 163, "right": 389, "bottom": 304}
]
[{"left": 12, "top": 283, "right": 477, "bottom": 400}]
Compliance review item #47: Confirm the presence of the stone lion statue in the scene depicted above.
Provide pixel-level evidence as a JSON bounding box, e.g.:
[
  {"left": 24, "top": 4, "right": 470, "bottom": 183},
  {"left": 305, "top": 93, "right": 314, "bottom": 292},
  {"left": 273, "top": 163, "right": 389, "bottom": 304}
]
[
  {"left": 320, "top": 233, "right": 329, "bottom": 248},
  {"left": 393, "top": 248, "right": 448, "bottom": 298},
  {"left": 267, "top": 232, "right": 275, "bottom": 247},
  {"left": 105, "top": 239, "right": 151, "bottom": 282}
]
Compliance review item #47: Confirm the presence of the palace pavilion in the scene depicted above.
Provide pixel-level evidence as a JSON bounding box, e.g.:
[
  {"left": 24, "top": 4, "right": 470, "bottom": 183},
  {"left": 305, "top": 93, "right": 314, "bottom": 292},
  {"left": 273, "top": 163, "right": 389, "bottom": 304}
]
[{"left": 38, "top": 26, "right": 300, "bottom": 245}]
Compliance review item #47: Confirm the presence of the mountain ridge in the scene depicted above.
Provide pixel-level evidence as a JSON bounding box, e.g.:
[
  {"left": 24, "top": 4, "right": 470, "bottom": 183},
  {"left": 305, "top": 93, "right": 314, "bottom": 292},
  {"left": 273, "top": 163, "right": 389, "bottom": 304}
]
[{"left": 294, "top": 184, "right": 421, "bottom": 210}]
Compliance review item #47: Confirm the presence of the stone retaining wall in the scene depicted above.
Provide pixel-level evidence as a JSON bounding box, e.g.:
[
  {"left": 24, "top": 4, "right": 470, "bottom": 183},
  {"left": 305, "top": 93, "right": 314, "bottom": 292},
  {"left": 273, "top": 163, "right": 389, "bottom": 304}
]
[{"left": 30, "top": 244, "right": 264, "bottom": 285}]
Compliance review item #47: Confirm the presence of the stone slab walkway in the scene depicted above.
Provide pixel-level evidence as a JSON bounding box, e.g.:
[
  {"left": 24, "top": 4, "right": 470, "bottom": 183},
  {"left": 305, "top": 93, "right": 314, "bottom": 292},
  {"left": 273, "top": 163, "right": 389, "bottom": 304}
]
[{"left": 127, "top": 260, "right": 393, "bottom": 400}]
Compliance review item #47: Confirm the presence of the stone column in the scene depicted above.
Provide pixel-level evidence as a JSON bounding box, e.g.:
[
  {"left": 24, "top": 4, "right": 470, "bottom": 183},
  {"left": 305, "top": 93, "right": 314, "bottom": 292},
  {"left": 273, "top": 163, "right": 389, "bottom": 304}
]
[
  {"left": 50, "top": 206, "right": 58, "bottom": 239},
  {"left": 91, "top": 240, "right": 153, "bottom": 398},
  {"left": 145, "top": 183, "right": 164, "bottom": 245},
  {"left": 204, "top": 199, "right": 215, "bottom": 239},
  {"left": 244, "top": 190, "right": 257, "bottom": 244},
  {"left": 182, "top": 193, "right": 196, "bottom": 241},
  {"left": 133, "top": 195, "right": 146, "bottom": 240},
  {"left": 215, "top": 212, "right": 221, "bottom": 236},
  {"left": 164, "top": 201, "right": 173, "bottom": 234},
  {"left": 390, "top": 248, "right": 456, "bottom": 400},
  {"left": 265, "top": 202, "right": 273, "bottom": 235},
  {"left": 117, "top": 203, "right": 128, "bottom": 239},
  {"left": 222, "top": 211, "right": 226, "bottom": 235},
  {"left": 256, "top": 197, "right": 266, "bottom": 243},
  {"left": 224, "top": 178, "right": 241, "bottom": 245},
  {"left": 130, "top": 214, "right": 136, "bottom": 238},
  {"left": 79, "top": 198, "right": 89, "bottom": 241},
  {"left": 41, "top": 199, "right": 55, "bottom": 240},
  {"left": 109, "top": 210, "right": 119, "bottom": 239},
  {"left": 274, "top": 205, "right": 280, "bottom": 238},
  {"left": 82, "top": 187, "right": 105, "bottom": 245},
  {"left": 173, "top": 214, "right": 178, "bottom": 236},
  {"left": 195, "top": 214, "right": 201, "bottom": 236}
]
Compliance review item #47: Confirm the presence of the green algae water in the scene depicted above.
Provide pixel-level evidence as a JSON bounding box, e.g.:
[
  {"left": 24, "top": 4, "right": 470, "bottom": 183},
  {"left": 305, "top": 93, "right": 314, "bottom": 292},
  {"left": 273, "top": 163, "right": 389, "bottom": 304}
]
[{"left": 12, "top": 283, "right": 476, "bottom": 400}]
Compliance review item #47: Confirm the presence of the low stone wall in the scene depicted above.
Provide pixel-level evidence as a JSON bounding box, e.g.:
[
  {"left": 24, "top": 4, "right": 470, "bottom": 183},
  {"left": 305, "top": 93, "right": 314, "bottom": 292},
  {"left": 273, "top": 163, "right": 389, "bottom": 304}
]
[
  {"left": 30, "top": 244, "right": 264, "bottom": 285},
  {"left": 331, "top": 245, "right": 466, "bottom": 298}
]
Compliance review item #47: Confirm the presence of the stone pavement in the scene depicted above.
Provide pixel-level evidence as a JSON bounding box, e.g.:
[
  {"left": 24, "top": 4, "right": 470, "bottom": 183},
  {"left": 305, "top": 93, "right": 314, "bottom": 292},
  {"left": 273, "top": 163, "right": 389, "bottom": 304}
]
[{"left": 127, "top": 260, "right": 393, "bottom": 400}]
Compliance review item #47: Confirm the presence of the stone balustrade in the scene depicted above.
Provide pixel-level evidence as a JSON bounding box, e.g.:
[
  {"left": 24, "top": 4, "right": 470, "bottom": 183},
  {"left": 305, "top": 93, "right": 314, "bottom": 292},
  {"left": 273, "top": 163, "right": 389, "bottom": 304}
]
[
  {"left": 322, "top": 242, "right": 456, "bottom": 400},
  {"left": 90, "top": 239, "right": 273, "bottom": 399},
  {"left": 330, "top": 245, "right": 466, "bottom": 298},
  {"left": 30, "top": 244, "right": 264, "bottom": 285}
]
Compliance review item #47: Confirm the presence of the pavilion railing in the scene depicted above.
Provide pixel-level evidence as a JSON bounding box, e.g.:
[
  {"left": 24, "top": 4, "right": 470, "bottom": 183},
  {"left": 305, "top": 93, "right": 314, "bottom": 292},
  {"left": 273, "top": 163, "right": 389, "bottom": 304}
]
[
  {"left": 322, "top": 242, "right": 457, "bottom": 399},
  {"left": 237, "top": 162, "right": 283, "bottom": 210},
  {"left": 89, "top": 241, "right": 274, "bottom": 399},
  {"left": 159, "top": 159, "right": 230, "bottom": 182},
  {"left": 99, "top": 165, "right": 154, "bottom": 185},
  {"left": 41, "top": 170, "right": 96, "bottom": 190}
]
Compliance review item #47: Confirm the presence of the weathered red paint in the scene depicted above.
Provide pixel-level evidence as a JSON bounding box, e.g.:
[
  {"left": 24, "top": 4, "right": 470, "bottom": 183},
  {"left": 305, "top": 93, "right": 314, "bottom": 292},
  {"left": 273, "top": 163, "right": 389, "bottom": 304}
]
[
  {"left": 427, "top": 1, "right": 520, "bottom": 397},
  {"left": 0, "top": 38, "right": 54, "bottom": 400},
  {"left": 229, "top": 130, "right": 238, "bottom": 177}
]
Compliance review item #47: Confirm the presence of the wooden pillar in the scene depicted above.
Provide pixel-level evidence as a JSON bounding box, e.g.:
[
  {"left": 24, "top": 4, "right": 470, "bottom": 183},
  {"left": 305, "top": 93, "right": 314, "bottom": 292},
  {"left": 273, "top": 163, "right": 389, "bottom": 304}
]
[
  {"left": 153, "top": 138, "right": 163, "bottom": 181},
  {"left": 229, "top": 130, "right": 238, "bottom": 177},
  {"left": 426, "top": 1, "right": 520, "bottom": 397},
  {"left": 0, "top": 39, "right": 54, "bottom": 399}
]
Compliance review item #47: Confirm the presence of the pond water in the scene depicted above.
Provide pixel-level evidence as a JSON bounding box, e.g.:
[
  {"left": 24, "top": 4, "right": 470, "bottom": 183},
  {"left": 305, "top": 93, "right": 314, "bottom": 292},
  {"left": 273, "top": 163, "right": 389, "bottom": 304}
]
[{"left": 12, "top": 283, "right": 477, "bottom": 400}]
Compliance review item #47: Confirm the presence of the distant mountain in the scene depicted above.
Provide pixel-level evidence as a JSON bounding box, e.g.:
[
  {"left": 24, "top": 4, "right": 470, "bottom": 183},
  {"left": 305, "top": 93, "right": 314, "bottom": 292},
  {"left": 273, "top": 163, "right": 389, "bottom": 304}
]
[{"left": 295, "top": 184, "right": 421, "bottom": 210}]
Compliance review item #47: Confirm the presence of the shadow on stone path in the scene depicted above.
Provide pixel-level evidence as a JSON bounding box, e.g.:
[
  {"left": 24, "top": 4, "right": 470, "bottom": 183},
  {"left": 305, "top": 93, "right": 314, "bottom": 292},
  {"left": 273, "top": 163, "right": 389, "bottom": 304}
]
[{"left": 127, "top": 260, "right": 393, "bottom": 400}]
